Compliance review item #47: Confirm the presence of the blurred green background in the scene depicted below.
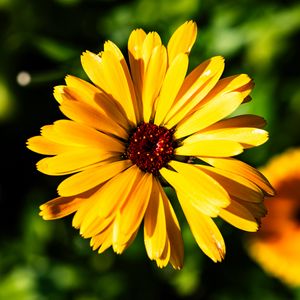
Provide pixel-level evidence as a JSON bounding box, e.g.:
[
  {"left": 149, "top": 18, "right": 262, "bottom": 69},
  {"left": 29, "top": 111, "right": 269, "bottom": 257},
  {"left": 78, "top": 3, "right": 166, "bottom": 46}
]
[{"left": 1, "top": 0, "right": 300, "bottom": 299}]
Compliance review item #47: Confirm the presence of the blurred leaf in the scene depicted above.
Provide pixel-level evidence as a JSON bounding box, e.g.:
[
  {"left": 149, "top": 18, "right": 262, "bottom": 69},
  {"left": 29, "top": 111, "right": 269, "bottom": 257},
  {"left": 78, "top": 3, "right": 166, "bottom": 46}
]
[
  {"left": 0, "top": 268, "right": 40, "bottom": 300},
  {"left": 34, "top": 37, "right": 78, "bottom": 62},
  {"left": 0, "top": 78, "right": 16, "bottom": 121}
]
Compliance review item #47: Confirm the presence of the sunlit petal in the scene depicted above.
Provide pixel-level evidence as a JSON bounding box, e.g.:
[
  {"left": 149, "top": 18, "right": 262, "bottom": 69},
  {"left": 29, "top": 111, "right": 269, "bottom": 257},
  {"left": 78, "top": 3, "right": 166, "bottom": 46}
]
[{"left": 167, "top": 20, "right": 197, "bottom": 64}]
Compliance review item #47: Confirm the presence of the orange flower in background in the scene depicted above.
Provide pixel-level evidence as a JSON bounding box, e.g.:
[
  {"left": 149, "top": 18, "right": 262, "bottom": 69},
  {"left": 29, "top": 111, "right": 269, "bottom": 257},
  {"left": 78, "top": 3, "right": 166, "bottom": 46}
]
[
  {"left": 248, "top": 148, "right": 300, "bottom": 286},
  {"left": 27, "top": 21, "right": 274, "bottom": 269}
]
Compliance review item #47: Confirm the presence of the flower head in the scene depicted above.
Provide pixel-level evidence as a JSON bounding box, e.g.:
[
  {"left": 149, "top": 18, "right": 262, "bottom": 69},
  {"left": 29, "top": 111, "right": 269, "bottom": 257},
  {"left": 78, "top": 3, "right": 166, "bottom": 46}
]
[
  {"left": 27, "top": 21, "right": 274, "bottom": 269},
  {"left": 247, "top": 148, "right": 300, "bottom": 286}
]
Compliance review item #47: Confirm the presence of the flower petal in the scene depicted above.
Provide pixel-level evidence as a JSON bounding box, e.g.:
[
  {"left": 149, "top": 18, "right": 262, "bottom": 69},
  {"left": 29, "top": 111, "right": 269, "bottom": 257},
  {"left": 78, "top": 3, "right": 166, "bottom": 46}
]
[
  {"left": 142, "top": 45, "right": 167, "bottom": 122},
  {"left": 142, "top": 32, "right": 162, "bottom": 68},
  {"left": 167, "top": 21, "right": 197, "bottom": 65},
  {"left": 202, "top": 114, "right": 267, "bottom": 131},
  {"left": 53, "top": 85, "right": 65, "bottom": 103},
  {"left": 128, "top": 30, "right": 161, "bottom": 103},
  {"left": 175, "top": 139, "right": 244, "bottom": 157},
  {"left": 197, "top": 165, "right": 264, "bottom": 203},
  {"left": 104, "top": 40, "right": 142, "bottom": 123},
  {"left": 91, "top": 219, "right": 138, "bottom": 255},
  {"left": 39, "top": 196, "right": 82, "bottom": 220},
  {"left": 144, "top": 178, "right": 183, "bottom": 269},
  {"left": 183, "top": 127, "right": 269, "bottom": 149},
  {"left": 201, "top": 157, "right": 275, "bottom": 196},
  {"left": 41, "top": 120, "right": 124, "bottom": 152},
  {"left": 154, "top": 53, "right": 189, "bottom": 125},
  {"left": 59, "top": 98, "right": 128, "bottom": 139},
  {"left": 112, "top": 215, "right": 139, "bottom": 254},
  {"left": 81, "top": 50, "right": 137, "bottom": 125},
  {"left": 63, "top": 75, "right": 99, "bottom": 103},
  {"left": 115, "top": 173, "right": 153, "bottom": 238},
  {"left": 90, "top": 224, "right": 113, "bottom": 252},
  {"left": 57, "top": 160, "right": 132, "bottom": 197},
  {"left": 144, "top": 179, "right": 167, "bottom": 260},
  {"left": 160, "top": 161, "right": 230, "bottom": 217},
  {"left": 128, "top": 28, "right": 147, "bottom": 101},
  {"left": 195, "top": 74, "right": 253, "bottom": 109},
  {"left": 175, "top": 92, "right": 244, "bottom": 139},
  {"left": 63, "top": 75, "right": 129, "bottom": 128},
  {"left": 177, "top": 189, "right": 226, "bottom": 262},
  {"left": 37, "top": 148, "right": 114, "bottom": 175},
  {"left": 76, "top": 166, "right": 143, "bottom": 236},
  {"left": 27, "top": 136, "right": 73, "bottom": 155},
  {"left": 240, "top": 200, "right": 267, "bottom": 219},
  {"left": 157, "top": 182, "right": 183, "bottom": 269},
  {"left": 154, "top": 239, "right": 171, "bottom": 269},
  {"left": 219, "top": 198, "right": 259, "bottom": 232},
  {"left": 165, "top": 56, "right": 224, "bottom": 127}
]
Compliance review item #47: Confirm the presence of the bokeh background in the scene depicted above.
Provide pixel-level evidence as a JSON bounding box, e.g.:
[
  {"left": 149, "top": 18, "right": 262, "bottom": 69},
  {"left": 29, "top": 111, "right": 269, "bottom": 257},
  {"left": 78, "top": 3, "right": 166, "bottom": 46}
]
[{"left": 1, "top": 0, "right": 300, "bottom": 299}]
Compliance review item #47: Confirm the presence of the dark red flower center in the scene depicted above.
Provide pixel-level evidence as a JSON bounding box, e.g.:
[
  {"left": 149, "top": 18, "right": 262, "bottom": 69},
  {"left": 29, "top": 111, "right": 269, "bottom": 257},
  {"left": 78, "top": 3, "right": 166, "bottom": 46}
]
[{"left": 125, "top": 122, "right": 176, "bottom": 174}]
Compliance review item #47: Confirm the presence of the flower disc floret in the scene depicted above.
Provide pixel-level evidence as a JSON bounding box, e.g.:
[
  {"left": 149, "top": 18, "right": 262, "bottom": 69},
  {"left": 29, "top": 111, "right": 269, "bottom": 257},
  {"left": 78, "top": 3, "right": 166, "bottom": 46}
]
[{"left": 125, "top": 122, "right": 176, "bottom": 174}]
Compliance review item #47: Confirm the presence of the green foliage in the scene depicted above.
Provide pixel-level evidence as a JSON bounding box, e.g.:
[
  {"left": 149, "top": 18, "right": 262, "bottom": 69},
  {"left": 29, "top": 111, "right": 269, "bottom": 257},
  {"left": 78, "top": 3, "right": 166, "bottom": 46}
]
[{"left": 1, "top": 0, "right": 300, "bottom": 299}]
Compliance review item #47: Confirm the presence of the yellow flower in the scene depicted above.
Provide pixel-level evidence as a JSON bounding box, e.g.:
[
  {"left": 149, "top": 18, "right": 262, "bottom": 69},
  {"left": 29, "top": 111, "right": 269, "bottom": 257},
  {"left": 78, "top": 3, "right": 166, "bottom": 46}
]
[
  {"left": 247, "top": 148, "right": 300, "bottom": 286},
  {"left": 27, "top": 21, "right": 274, "bottom": 269}
]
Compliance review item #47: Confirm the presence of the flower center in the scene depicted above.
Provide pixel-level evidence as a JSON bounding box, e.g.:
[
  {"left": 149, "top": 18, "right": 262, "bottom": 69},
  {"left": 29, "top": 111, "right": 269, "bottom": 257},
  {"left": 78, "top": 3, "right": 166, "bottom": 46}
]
[{"left": 125, "top": 122, "right": 176, "bottom": 174}]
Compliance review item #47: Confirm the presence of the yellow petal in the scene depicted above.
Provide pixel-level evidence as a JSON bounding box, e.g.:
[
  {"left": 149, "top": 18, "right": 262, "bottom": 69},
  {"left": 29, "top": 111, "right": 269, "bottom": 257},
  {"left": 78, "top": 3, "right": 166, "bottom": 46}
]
[
  {"left": 144, "top": 178, "right": 183, "bottom": 269},
  {"left": 154, "top": 53, "right": 189, "bottom": 125},
  {"left": 165, "top": 56, "right": 224, "bottom": 127},
  {"left": 41, "top": 120, "right": 124, "bottom": 152},
  {"left": 175, "top": 140, "right": 244, "bottom": 157},
  {"left": 160, "top": 161, "right": 230, "bottom": 217},
  {"left": 115, "top": 173, "right": 153, "bottom": 240},
  {"left": 197, "top": 165, "right": 264, "bottom": 203},
  {"left": 167, "top": 21, "right": 197, "bottom": 65},
  {"left": 177, "top": 190, "right": 226, "bottom": 262},
  {"left": 196, "top": 74, "right": 253, "bottom": 109},
  {"left": 128, "top": 30, "right": 163, "bottom": 121},
  {"left": 81, "top": 50, "right": 137, "bottom": 125},
  {"left": 142, "top": 32, "right": 162, "bottom": 69},
  {"left": 80, "top": 215, "right": 113, "bottom": 239},
  {"left": 128, "top": 28, "right": 147, "bottom": 101},
  {"left": 39, "top": 196, "right": 82, "bottom": 220},
  {"left": 219, "top": 198, "right": 259, "bottom": 232},
  {"left": 64, "top": 75, "right": 129, "bottom": 128},
  {"left": 72, "top": 189, "right": 114, "bottom": 235},
  {"left": 90, "top": 224, "right": 113, "bottom": 251},
  {"left": 53, "top": 85, "right": 65, "bottom": 104},
  {"left": 37, "top": 148, "right": 113, "bottom": 176},
  {"left": 175, "top": 92, "right": 244, "bottom": 139},
  {"left": 112, "top": 215, "right": 139, "bottom": 254},
  {"left": 128, "top": 30, "right": 161, "bottom": 106},
  {"left": 104, "top": 40, "right": 142, "bottom": 123},
  {"left": 144, "top": 179, "right": 167, "bottom": 260},
  {"left": 98, "top": 230, "right": 114, "bottom": 254},
  {"left": 203, "top": 114, "right": 267, "bottom": 131},
  {"left": 183, "top": 127, "right": 269, "bottom": 148},
  {"left": 59, "top": 99, "right": 128, "bottom": 139},
  {"left": 142, "top": 45, "right": 167, "bottom": 122},
  {"left": 57, "top": 159, "right": 132, "bottom": 197},
  {"left": 154, "top": 238, "right": 171, "bottom": 269},
  {"left": 65, "top": 75, "right": 99, "bottom": 101},
  {"left": 157, "top": 182, "right": 183, "bottom": 269},
  {"left": 201, "top": 157, "right": 275, "bottom": 196},
  {"left": 72, "top": 194, "right": 96, "bottom": 229},
  {"left": 27, "top": 136, "right": 73, "bottom": 155},
  {"left": 77, "top": 166, "right": 143, "bottom": 235}
]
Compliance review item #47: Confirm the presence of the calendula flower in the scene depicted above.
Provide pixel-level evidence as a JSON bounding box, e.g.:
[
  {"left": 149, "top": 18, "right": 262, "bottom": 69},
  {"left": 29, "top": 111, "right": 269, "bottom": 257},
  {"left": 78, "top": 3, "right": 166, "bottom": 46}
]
[
  {"left": 247, "top": 148, "right": 300, "bottom": 286},
  {"left": 27, "top": 21, "right": 274, "bottom": 269}
]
